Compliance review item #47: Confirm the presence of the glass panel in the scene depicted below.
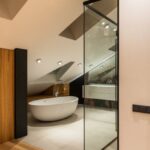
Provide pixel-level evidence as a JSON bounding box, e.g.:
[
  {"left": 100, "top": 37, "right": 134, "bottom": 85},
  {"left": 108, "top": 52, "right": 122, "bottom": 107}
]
[
  {"left": 88, "top": 0, "right": 117, "bottom": 23},
  {"left": 84, "top": 1, "right": 118, "bottom": 150}
]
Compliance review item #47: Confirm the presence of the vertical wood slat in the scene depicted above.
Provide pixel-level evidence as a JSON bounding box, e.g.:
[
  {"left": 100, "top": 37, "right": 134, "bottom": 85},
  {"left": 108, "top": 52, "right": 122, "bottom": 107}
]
[{"left": 0, "top": 49, "right": 14, "bottom": 143}]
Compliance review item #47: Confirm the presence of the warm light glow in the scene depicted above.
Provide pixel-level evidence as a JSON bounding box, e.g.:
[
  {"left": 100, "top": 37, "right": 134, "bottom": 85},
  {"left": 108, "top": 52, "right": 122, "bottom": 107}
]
[
  {"left": 36, "top": 58, "right": 42, "bottom": 64},
  {"left": 57, "top": 61, "right": 63, "bottom": 66},
  {"left": 113, "top": 28, "right": 117, "bottom": 32},
  {"left": 101, "top": 22, "right": 106, "bottom": 26},
  {"left": 105, "top": 24, "right": 110, "bottom": 29}
]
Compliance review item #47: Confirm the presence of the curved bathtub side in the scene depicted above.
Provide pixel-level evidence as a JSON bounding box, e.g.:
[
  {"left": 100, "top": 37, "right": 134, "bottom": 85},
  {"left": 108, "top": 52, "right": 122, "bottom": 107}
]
[{"left": 29, "top": 96, "right": 78, "bottom": 121}]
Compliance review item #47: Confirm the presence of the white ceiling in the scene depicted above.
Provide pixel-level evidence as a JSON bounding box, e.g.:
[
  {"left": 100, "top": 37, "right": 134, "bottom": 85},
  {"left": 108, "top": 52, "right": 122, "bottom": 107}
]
[
  {"left": 0, "top": 0, "right": 83, "bottom": 95},
  {"left": 0, "top": 0, "right": 117, "bottom": 95}
]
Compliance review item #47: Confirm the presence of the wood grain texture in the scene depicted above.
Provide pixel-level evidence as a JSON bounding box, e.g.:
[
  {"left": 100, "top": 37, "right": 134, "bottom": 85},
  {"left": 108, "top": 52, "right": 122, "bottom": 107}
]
[
  {"left": 43, "top": 84, "right": 70, "bottom": 97},
  {"left": 53, "top": 84, "right": 70, "bottom": 96},
  {"left": 28, "top": 84, "right": 70, "bottom": 102},
  {"left": 0, "top": 140, "right": 42, "bottom": 150},
  {"left": 0, "top": 49, "right": 14, "bottom": 143}
]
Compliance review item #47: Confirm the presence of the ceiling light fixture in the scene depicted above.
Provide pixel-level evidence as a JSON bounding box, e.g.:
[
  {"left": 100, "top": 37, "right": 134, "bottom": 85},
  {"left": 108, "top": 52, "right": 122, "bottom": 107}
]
[
  {"left": 57, "top": 61, "right": 63, "bottom": 66},
  {"left": 36, "top": 58, "right": 42, "bottom": 64},
  {"left": 113, "top": 28, "right": 117, "bottom": 32},
  {"left": 105, "top": 24, "right": 110, "bottom": 29},
  {"left": 101, "top": 22, "right": 106, "bottom": 26}
]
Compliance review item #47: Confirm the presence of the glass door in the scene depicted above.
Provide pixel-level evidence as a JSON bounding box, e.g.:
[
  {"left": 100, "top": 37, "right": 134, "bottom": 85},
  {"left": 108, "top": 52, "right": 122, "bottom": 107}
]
[{"left": 83, "top": 0, "right": 118, "bottom": 150}]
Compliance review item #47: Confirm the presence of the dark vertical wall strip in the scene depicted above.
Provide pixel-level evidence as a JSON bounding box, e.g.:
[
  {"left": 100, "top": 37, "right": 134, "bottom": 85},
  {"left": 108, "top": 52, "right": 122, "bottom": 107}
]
[
  {"left": 70, "top": 75, "right": 84, "bottom": 104},
  {"left": 15, "top": 48, "right": 27, "bottom": 138}
]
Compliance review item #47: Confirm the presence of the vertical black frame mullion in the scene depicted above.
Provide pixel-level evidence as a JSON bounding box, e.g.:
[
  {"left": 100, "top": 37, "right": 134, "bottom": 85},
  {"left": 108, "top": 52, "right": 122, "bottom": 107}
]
[{"left": 15, "top": 48, "right": 27, "bottom": 138}]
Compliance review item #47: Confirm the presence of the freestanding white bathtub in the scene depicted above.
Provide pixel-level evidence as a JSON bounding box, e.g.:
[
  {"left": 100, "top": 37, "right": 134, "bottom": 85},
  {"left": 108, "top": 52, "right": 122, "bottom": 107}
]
[{"left": 29, "top": 96, "right": 79, "bottom": 121}]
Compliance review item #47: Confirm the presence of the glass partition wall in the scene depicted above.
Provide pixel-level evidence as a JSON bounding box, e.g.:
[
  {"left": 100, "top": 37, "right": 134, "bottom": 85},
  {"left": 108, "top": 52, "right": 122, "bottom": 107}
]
[{"left": 83, "top": 0, "right": 118, "bottom": 150}]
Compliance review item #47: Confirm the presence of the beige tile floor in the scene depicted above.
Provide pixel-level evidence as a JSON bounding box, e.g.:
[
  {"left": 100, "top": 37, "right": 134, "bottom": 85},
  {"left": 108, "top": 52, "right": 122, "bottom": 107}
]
[
  {"left": 21, "top": 105, "right": 117, "bottom": 150},
  {"left": 85, "top": 106, "right": 117, "bottom": 150}
]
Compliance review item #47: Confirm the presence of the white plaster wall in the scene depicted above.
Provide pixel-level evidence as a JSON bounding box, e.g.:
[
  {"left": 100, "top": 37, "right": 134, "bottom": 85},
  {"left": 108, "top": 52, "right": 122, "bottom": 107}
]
[{"left": 120, "top": 0, "right": 150, "bottom": 149}]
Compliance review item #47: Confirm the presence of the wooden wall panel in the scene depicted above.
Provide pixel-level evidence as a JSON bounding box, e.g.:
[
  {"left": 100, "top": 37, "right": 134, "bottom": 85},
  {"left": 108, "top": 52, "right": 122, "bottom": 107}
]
[
  {"left": 43, "top": 84, "right": 70, "bottom": 97},
  {"left": 28, "top": 84, "right": 70, "bottom": 102},
  {"left": 0, "top": 48, "right": 14, "bottom": 143}
]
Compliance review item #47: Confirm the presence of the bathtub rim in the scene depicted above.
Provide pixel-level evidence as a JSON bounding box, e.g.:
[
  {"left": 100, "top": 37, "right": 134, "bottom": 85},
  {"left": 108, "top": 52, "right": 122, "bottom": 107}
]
[{"left": 28, "top": 96, "right": 79, "bottom": 106}]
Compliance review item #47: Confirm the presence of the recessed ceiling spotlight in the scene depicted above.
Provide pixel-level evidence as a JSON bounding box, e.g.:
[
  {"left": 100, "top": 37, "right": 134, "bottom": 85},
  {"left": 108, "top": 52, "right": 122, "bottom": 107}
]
[
  {"left": 113, "top": 28, "right": 117, "bottom": 32},
  {"left": 57, "top": 61, "right": 63, "bottom": 66},
  {"left": 78, "top": 63, "right": 82, "bottom": 67},
  {"left": 36, "top": 58, "right": 42, "bottom": 64},
  {"left": 105, "top": 24, "right": 110, "bottom": 29},
  {"left": 101, "top": 22, "right": 106, "bottom": 26}
]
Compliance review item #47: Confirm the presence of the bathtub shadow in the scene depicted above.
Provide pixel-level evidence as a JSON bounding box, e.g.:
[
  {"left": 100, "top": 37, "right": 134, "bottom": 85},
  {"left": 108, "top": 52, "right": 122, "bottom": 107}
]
[{"left": 28, "top": 113, "right": 82, "bottom": 127}]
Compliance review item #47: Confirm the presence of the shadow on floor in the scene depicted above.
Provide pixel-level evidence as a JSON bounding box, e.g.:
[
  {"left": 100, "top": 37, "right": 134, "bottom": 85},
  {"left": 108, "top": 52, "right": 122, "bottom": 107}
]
[{"left": 28, "top": 113, "right": 82, "bottom": 127}]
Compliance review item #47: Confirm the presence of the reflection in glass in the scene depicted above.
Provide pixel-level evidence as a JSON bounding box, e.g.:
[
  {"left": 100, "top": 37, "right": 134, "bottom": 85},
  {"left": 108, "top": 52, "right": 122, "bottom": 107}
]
[{"left": 84, "top": 0, "right": 118, "bottom": 150}]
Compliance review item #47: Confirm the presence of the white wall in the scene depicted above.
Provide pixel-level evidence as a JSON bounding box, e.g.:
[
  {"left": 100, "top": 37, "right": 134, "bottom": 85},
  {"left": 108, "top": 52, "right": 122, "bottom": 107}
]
[{"left": 120, "top": 0, "right": 150, "bottom": 150}]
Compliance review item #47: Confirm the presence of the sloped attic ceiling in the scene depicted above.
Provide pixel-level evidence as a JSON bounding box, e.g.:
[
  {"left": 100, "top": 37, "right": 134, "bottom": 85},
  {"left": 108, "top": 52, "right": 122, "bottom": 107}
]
[
  {"left": 60, "top": 0, "right": 117, "bottom": 40},
  {"left": 0, "top": 0, "right": 27, "bottom": 20},
  {"left": 0, "top": 0, "right": 84, "bottom": 95}
]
